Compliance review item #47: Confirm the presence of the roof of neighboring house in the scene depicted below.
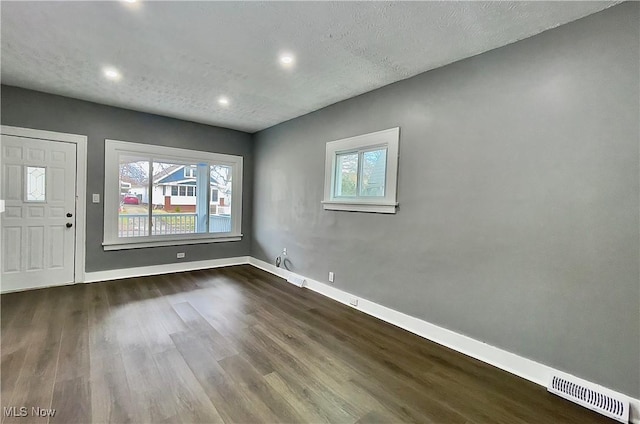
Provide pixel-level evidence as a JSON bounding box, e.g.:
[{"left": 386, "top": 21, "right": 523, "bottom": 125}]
[
  {"left": 155, "top": 164, "right": 223, "bottom": 186},
  {"left": 153, "top": 164, "right": 183, "bottom": 184},
  {"left": 121, "top": 164, "right": 227, "bottom": 187}
]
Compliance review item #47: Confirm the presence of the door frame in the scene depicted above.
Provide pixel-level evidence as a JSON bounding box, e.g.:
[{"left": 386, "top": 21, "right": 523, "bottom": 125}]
[{"left": 0, "top": 125, "right": 88, "bottom": 286}]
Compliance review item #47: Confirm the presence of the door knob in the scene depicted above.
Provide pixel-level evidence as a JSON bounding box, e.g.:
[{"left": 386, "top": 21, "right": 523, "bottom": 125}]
[
  {"left": 66, "top": 223, "right": 73, "bottom": 228},
  {"left": 67, "top": 212, "right": 73, "bottom": 217}
]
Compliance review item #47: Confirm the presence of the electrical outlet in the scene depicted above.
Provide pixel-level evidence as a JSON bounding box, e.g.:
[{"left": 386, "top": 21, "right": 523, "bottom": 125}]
[
  {"left": 328, "top": 272, "right": 334, "bottom": 283},
  {"left": 349, "top": 297, "right": 358, "bottom": 307},
  {"left": 92, "top": 193, "right": 100, "bottom": 203},
  {"left": 283, "top": 248, "right": 287, "bottom": 256},
  {"left": 177, "top": 252, "right": 185, "bottom": 259}
]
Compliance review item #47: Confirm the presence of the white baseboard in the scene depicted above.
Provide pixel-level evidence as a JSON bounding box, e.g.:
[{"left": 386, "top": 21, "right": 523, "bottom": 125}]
[
  {"left": 1, "top": 279, "right": 77, "bottom": 294},
  {"left": 248, "top": 257, "right": 640, "bottom": 424},
  {"left": 1, "top": 256, "right": 250, "bottom": 293},
  {"left": 84, "top": 256, "right": 250, "bottom": 283}
]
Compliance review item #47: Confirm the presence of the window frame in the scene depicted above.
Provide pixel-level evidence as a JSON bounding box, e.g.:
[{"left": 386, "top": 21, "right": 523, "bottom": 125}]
[
  {"left": 322, "top": 127, "right": 399, "bottom": 214},
  {"left": 103, "top": 139, "right": 243, "bottom": 250}
]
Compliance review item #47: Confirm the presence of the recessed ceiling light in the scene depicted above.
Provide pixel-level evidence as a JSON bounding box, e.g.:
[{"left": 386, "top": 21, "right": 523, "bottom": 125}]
[
  {"left": 121, "top": 0, "right": 141, "bottom": 9},
  {"left": 103, "top": 67, "right": 121, "bottom": 81},
  {"left": 280, "top": 54, "right": 295, "bottom": 66},
  {"left": 218, "top": 97, "right": 229, "bottom": 106}
]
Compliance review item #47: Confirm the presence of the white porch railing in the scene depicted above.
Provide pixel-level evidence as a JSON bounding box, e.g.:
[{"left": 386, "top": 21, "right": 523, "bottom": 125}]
[{"left": 118, "top": 213, "right": 231, "bottom": 237}]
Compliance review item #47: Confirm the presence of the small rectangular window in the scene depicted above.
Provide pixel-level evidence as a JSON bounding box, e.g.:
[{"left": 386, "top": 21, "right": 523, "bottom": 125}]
[
  {"left": 210, "top": 165, "right": 232, "bottom": 233},
  {"left": 26, "top": 166, "right": 46, "bottom": 202},
  {"left": 323, "top": 128, "right": 399, "bottom": 213},
  {"left": 334, "top": 152, "right": 358, "bottom": 197},
  {"left": 360, "top": 148, "right": 387, "bottom": 197},
  {"left": 118, "top": 156, "right": 149, "bottom": 237},
  {"left": 184, "top": 166, "right": 196, "bottom": 178},
  {"left": 171, "top": 186, "right": 178, "bottom": 196}
]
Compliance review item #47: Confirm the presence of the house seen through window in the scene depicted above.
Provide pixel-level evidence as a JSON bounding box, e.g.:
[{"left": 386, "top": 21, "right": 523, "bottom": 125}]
[{"left": 104, "top": 140, "right": 243, "bottom": 250}]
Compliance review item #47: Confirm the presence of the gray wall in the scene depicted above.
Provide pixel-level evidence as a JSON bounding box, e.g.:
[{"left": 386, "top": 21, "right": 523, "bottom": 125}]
[
  {"left": 252, "top": 3, "right": 640, "bottom": 397},
  {"left": 1, "top": 86, "right": 253, "bottom": 272}
]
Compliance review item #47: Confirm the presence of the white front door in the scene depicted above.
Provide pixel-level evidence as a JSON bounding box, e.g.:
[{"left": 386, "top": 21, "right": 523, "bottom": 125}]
[{"left": 1, "top": 135, "right": 77, "bottom": 291}]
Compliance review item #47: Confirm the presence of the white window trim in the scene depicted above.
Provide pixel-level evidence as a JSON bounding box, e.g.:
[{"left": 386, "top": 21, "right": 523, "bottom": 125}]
[
  {"left": 322, "top": 127, "right": 399, "bottom": 214},
  {"left": 103, "top": 139, "right": 243, "bottom": 250}
]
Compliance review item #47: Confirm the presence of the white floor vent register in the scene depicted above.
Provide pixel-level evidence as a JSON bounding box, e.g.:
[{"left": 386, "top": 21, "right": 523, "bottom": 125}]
[
  {"left": 548, "top": 372, "right": 629, "bottom": 423},
  {"left": 287, "top": 275, "right": 306, "bottom": 288}
]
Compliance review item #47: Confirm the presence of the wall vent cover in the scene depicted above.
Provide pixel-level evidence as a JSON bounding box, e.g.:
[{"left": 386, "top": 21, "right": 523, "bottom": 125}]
[{"left": 548, "top": 372, "right": 629, "bottom": 423}]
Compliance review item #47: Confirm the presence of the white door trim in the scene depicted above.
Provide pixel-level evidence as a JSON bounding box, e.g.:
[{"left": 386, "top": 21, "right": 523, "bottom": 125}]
[{"left": 1, "top": 125, "right": 88, "bottom": 284}]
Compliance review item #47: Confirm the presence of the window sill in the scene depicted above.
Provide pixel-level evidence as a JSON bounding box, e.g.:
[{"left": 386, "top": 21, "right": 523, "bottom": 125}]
[
  {"left": 321, "top": 201, "right": 398, "bottom": 214},
  {"left": 102, "top": 234, "right": 242, "bottom": 251}
]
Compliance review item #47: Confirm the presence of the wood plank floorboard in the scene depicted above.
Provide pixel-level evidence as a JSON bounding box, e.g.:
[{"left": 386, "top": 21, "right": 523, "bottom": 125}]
[{"left": 1, "top": 265, "right": 616, "bottom": 423}]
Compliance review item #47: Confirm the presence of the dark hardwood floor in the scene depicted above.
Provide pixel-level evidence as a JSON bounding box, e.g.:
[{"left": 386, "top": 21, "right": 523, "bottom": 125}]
[{"left": 1, "top": 265, "right": 614, "bottom": 424}]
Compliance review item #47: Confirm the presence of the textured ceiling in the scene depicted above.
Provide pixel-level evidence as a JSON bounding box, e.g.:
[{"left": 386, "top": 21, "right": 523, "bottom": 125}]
[{"left": 1, "top": 1, "right": 617, "bottom": 133}]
